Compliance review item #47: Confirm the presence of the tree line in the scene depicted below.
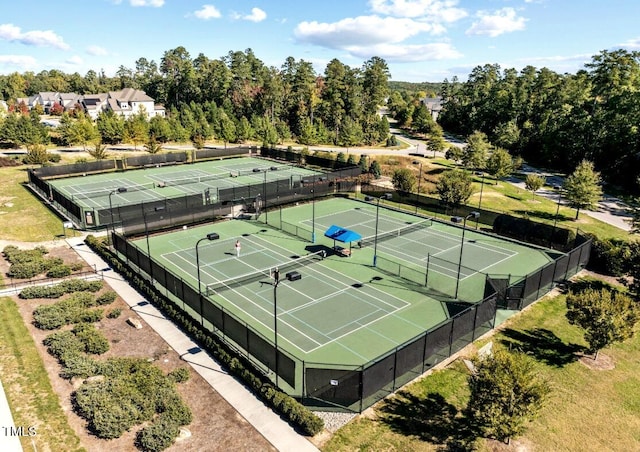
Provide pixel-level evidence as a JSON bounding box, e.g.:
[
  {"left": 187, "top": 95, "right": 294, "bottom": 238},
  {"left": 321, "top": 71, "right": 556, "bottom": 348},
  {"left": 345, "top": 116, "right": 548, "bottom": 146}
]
[
  {"left": 0, "top": 48, "right": 392, "bottom": 149},
  {"left": 435, "top": 49, "right": 640, "bottom": 193}
]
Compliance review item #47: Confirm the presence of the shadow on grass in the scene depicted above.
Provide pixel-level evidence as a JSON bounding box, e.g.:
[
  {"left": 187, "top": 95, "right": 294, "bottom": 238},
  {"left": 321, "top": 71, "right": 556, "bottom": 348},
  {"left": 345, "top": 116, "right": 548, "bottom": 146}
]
[
  {"left": 498, "top": 327, "right": 586, "bottom": 367},
  {"left": 513, "top": 209, "right": 572, "bottom": 223},
  {"left": 378, "top": 390, "right": 477, "bottom": 450}
]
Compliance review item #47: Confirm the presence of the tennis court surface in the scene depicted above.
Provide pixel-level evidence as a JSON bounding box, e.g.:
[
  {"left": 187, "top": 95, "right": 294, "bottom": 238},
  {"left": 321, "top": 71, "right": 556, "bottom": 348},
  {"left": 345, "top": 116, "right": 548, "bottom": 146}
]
[{"left": 130, "top": 197, "right": 554, "bottom": 371}]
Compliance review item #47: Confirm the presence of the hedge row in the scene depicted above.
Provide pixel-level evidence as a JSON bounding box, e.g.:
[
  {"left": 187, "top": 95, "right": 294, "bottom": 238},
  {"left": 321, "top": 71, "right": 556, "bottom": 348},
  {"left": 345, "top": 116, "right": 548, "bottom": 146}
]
[
  {"left": 19, "top": 278, "right": 103, "bottom": 299},
  {"left": 85, "top": 235, "right": 324, "bottom": 436},
  {"left": 32, "top": 291, "right": 106, "bottom": 330}
]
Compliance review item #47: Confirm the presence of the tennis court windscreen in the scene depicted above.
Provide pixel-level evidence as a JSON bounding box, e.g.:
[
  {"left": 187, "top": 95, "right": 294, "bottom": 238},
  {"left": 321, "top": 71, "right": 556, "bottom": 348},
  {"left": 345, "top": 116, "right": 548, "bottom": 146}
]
[
  {"left": 361, "top": 220, "right": 432, "bottom": 247},
  {"left": 205, "top": 250, "right": 324, "bottom": 295}
]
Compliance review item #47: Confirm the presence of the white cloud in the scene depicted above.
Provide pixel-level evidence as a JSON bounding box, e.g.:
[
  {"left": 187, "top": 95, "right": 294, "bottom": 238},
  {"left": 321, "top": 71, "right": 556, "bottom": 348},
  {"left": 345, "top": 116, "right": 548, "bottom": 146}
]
[
  {"left": 0, "top": 54, "right": 37, "bottom": 70},
  {"left": 231, "top": 7, "right": 267, "bottom": 22},
  {"left": 620, "top": 37, "right": 640, "bottom": 50},
  {"left": 244, "top": 7, "right": 267, "bottom": 23},
  {"left": 86, "top": 45, "right": 108, "bottom": 56},
  {"left": 130, "top": 0, "right": 164, "bottom": 6},
  {"left": 466, "top": 8, "right": 526, "bottom": 37},
  {"left": 65, "top": 55, "right": 83, "bottom": 66},
  {"left": 369, "top": 0, "right": 467, "bottom": 22},
  {"left": 0, "top": 23, "right": 69, "bottom": 50},
  {"left": 192, "top": 5, "right": 221, "bottom": 20},
  {"left": 347, "top": 41, "right": 462, "bottom": 62},
  {"left": 295, "top": 15, "right": 443, "bottom": 50}
]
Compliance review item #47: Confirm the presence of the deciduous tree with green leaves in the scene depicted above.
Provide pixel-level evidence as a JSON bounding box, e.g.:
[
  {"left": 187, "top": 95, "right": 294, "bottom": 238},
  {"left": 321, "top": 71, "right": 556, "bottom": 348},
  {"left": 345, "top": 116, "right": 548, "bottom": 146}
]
[
  {"left": 436, "top": 169, "right": 473, "bottom": 211},
  {"left": 466, "top": 349, "right": 550, "bottom": 445},
  {"left": 462, "top": 131, "right": 490, "bottom": 169},
  {"left": 566, "top": 287, "right": 640, "bottom": 359},
  {"left": 485, "top": 148, "right": 513, "bottom": 183},
  {"left": 560, "top": 160, "right": 602, "bottom": 219},
  {"left": 391, "top": 168, "right": 416, "bottom": 193},
  {"left": 524, "top": 173, "right": 546, "bottom": 199}
]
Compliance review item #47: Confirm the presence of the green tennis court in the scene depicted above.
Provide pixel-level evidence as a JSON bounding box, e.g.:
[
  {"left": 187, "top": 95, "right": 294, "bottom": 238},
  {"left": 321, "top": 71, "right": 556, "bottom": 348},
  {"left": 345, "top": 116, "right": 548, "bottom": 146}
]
[
  {"left": 48, "top": 156, "right": 322, "bottom": 210},
  {"left": 132, "top": 196, "right": 553, "bottom": 369}
]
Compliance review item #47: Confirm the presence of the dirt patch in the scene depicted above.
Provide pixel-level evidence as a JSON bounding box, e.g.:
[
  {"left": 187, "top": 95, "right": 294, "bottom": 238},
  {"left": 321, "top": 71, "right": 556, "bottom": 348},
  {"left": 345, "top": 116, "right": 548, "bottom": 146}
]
[
  {"left": 485, "top": 437, "right": 534, "bottom": 451},
  {"left": 577, "top": 353, "right": 615, "bottom": 371},
  {"left": 8, "top": 274, "right": 275, "bottom": 451}
]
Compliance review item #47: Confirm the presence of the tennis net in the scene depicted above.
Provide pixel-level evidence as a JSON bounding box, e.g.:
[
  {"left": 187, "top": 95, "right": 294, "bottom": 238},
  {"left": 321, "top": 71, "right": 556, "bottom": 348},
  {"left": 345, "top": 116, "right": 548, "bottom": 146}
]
[
  {"left": 159, "top": 172, "right": 230, "bottom": 187},
  {"left": 361, "top": 219, "right": 432, "bottom": 247},
  {"left": 72, "top": 183, "right": 154, "bottom": 199},
  {"left": 205, "top": 250, "right": 325, "bottom": 295}
]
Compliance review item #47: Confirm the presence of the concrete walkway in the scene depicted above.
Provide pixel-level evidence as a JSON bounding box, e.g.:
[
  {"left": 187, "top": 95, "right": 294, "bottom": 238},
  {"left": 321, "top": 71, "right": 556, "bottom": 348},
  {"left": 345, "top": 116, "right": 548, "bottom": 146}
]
[{"left": 67, "top": 237, "right": 318, "bottom": 452}]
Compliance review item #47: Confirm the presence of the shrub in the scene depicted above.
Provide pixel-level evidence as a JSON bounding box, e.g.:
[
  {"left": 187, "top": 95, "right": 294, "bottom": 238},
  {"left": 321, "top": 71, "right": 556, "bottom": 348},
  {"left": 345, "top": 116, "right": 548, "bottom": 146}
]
[
  {"left": 46, "top": 264, "right": 72, "bottom": 278},
  {"left": 8, "top": 261, "right": 47, "bottom": 279},
  {"left": 32, "top": 292, "right": 102, "bottom": 329},
  {"left": 71, "top": 262, "right": 84, "bottom": 271},
  {"left": 43, "top": 330, "right": 84, "bottom": 359},
  {"left": 59, "top": 352, "right": 100, "bottom": 380},
  {"left": 96, "top": 291, "right": 117, "bottom": 305},
  {"left": 136, "top": 415, "right": 180, "bottom": 452},
  {"left": 73, "top": 323, "right": 110, "bottom": 355},
  {"left": 167, "top": 367, "right": 190, "bottom": 384},
  {"left": 107, "top": 308, "right": 122, "bottom": 319},
  {"left": 586, "top": 235, "right": 629, "bottom": 276},
  {"left": 19, "top": 278, "right": 103, "bottom": 299}
]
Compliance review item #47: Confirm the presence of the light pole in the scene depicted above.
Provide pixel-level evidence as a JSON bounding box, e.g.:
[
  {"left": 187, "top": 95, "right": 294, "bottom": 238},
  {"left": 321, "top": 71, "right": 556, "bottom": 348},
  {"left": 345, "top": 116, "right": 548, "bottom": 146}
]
[
  {"left": 263, "top": 170, "right": 268, "bottom": 223},
  {"left": 475, "top": 171, "right": 486, "bottom": 210},
  {"left": 475, "top": 171, "right": 485, "bottom": 229},
  {"left": 272, "top": 268, "right": 281, "bottom": 387},
  {"left": 551, "top": 185, "right": 563, "bottom": 246},
  {"left": 311, "top": 187, "right": 316, "bottom": 243},
  {"left": 144, "top": 206, "right": 165, "bottom": 283},
  {"left": 108, "top": 187, "right": 128, "bottom": 245},
  {"left": 413, "top": 160, "right": 423, "bottom": 214},
  {"left": 372, "top": 193, "right": 393, "bottom": 267},
  {"left": 451, "top": 211, "right": 480, "bottom": 299},
  {"left": 195, "top": 233, "right": 218, "bottom": 324}
]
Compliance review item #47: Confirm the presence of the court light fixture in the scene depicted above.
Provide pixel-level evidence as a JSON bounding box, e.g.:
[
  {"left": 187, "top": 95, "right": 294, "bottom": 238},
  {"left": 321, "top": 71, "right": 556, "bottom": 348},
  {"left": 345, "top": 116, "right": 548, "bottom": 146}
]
[
  {"left": 451, "top": 211, "right": 480, "bottom": 299},
  {"left": 195, "top": 233, "right": 219, "bottom": 325},
  {"left": 373, "top": 193, "right": 393, "bottom": 267}
]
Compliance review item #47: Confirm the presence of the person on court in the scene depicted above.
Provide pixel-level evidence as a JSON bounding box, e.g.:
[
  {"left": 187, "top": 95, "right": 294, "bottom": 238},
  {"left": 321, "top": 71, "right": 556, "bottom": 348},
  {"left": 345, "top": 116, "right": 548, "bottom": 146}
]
[{"left": 235, "top": 239, "right": 241, "bottom": 257}]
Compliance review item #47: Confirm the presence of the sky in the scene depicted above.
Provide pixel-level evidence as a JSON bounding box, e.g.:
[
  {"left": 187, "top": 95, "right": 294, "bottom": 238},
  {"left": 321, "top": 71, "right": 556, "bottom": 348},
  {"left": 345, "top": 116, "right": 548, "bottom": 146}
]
[{"left": 1, "top": 0, "right": 640, "bottom": 83}]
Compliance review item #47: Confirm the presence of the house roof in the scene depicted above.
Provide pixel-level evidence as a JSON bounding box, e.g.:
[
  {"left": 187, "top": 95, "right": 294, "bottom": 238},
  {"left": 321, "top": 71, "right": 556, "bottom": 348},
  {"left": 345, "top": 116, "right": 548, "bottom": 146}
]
[{"left": 109, "top": 88, "right": 153, "bottom": 103}]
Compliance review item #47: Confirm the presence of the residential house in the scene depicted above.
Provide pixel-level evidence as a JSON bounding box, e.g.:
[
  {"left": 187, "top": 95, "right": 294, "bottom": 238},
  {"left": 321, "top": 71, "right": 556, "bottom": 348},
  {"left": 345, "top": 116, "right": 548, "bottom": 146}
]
[
  {"left": 421, "top": 96, "right": 444, "bottom": 121},
  {"left": 81, "top": 93, "right": 109, "bottom": 120},
  {"left": 105, "top": 88, "right": 165, "bottom": 119}
]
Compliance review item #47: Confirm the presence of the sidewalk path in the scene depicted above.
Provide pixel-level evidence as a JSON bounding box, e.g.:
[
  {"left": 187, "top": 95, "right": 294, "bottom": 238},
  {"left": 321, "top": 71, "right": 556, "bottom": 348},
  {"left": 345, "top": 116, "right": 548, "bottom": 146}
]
[{"left": 67, "top": 237, "right": 318, "bottom": 452}]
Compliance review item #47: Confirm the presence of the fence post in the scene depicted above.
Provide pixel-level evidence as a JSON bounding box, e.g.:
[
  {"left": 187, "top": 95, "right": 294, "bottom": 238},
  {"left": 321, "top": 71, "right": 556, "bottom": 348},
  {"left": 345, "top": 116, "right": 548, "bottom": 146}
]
[{"left": 425, "top": 254, "right": 430, "bottom": 286}]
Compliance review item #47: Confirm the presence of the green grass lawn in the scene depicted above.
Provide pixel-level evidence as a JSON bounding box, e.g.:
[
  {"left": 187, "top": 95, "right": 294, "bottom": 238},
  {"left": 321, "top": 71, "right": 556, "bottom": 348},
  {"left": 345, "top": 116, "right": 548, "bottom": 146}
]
[
  {"left": 322, "top": 282, "right": 640, "bottom": 451},
  {"left": 0, "top": 166, "right": 64, "bottom": 241},
  {"left": 0, "top": 297, "right": 85, "bottom": 452}
]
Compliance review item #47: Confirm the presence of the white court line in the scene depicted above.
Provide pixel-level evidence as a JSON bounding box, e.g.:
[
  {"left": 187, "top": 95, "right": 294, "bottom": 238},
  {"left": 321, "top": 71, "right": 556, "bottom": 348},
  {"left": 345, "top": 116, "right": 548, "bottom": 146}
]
[
  {"left": 248, "top": 233, "right": 409, "bottom": 311},
  {"left": 426, "top": 227, "right": 515, "bottom": 257},
  {"left": 217, "top": 282, "right": 325, "bottom": 352}
]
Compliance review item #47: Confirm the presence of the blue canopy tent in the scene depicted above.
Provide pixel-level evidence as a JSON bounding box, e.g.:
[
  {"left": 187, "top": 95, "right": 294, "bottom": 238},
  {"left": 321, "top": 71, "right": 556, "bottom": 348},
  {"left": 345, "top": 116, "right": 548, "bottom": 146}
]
[{"left": 324, "top": 225, "right": 362, "bottom": 257}]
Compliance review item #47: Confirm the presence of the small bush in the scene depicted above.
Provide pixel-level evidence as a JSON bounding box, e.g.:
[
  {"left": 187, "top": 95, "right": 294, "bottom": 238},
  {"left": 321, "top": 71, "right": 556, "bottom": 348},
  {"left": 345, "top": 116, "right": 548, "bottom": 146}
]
[
  {"left": 48, "top": 153, "right": 62, "bottom": 163},
  {"left": 96, "top": 291, "right": 117, "bottom": 306},
  {"left": 167, "top": 367, "right": 190, "bottom": 384},
  {"left": 71, "top": 262, "right": 84, "bottom": 271},
  {"left": 32, "top": 292, "right": 102, "bottom": 329},
  {"left": 73, "top": 323, "right": 110, "bottom": 355},
  {"left": 107, "top": 308, "right": 122, "bottom": 319},
  {"left": 44, "top": 330, "right": 84, "bottom": 358},
  {"left": 8, "top": 261, "right": 47, "bottom": 279},
  {"left": 136, "top": 415, "right": 180, "bottom": 452},
  {"left": 46, "top": 264, "right": 72, "bottom": 278}
]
